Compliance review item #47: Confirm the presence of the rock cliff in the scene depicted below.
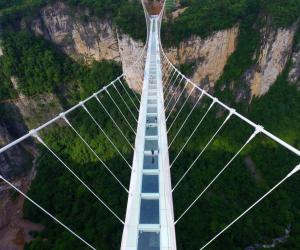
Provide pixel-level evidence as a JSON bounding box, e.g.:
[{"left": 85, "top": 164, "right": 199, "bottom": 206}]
[
  {"left": 248, "top": 25, "right": 297, "bottom": 97},
  {"left": 289, "top": 38, "right": 300, "bottom": 88},
  {"left": 165, "top": 21, "right": 299, "bottom": 100},
  {"left": 31, "top": 2, "right": 145, "bottom": 88},
  {"left": 165, "top": 26, "right": 239, "bottom": 92}
]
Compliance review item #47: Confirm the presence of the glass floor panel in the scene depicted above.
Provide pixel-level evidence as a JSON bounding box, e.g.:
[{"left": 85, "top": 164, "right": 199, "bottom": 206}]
[
  {"left": 146, "top": 126, "right": 158, "bottom": 136},
  {"left": 146, "top": 116, "right": 157, "bottom": 124},
  {"left": 142, "top": 175, "right": 159, "bottom": 193},
  {"left": 147, "top": 106, "right": 157, "bottom": 113},
  {"left": 145, "top": 139, "right": 158, "bottom": 151},
  {"left": 138, "top": 231, "right": 160, "bottom": 250},
  {"left": 143, "top": 155, "right": 158, "bottom": 169},
  {"left": 139, "top": 199, "right": 159, "bottom": 224},
  {"left": 148, "top": 99, "right": 156, "bottom": 105}
]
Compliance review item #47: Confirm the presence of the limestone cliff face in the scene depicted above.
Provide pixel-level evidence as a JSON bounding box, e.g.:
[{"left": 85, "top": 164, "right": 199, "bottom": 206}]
[
  {"left": 31, "top": 2, "right": 145, "bottom": 87},
  {"left": 0, "top": 103, "right": 55, "bottom": 181},
  {"left": 32, "top": 2, "right": 120, "bottom": 63},
  {"left": 165, "top": 26, "right": 239, "bottom": 91},
  {"left": 0, "top": 75, "right": 62, "bottom": 182},
  {"left": 0, "top": 119, "right": 28, "bottom": 179},
  {"left": 289, "top": 40, "right": 300, "bottom": 89},
  {"left": 10, "top": 76, "right": 64, "bottom": 129},
  {"left": 0, "top": 80, "right": 63, "bottom": 248},
  {"left": 1, "top": 0, "right": 143, "bottom": 189},
  {"left": 0, "top": 103, "right": 36, "bottom": 180},
  {"left": 118, "top": 33, "right": 145, "bottom": 91},
  {"left": 164, "top": 22, "right": 298, "bottom": 99},
  {"left": 248, "top": 25, "right": 297, "bottom": 97}
]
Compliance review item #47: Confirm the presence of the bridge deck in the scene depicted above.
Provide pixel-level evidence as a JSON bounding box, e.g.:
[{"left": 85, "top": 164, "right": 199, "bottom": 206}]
[{"left": 121, "top": 15, "right": 177, "bottom": 250}]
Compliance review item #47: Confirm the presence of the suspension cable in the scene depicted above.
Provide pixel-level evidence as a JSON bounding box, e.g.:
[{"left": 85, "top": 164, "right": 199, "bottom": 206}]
[
  {"left": 163, "top": 69, "right": 177, "bottom": 96},
  {"left": 62, "top": 115, "right": 129, "bottom": 192},
  {"left": 34, "top": 133, "right": 125, "bottom": 224},
  {"left": 172, "top": 111, "right": 234, "bottom": 191},
  {"left": 164, "top": 70, "right": 179, "bottom": 98},
  {"left": 118, "top": 79, "right": 139, "bottom": 111},
  {"left": 0, "top": 80, "right": 118, "bottom": 155},
  {"left": 113, "top": 83, "right": 138, "bottom": 122},
  {"left": 133, "top": 72, "right": 143, "bottom": 92},
  {"left": 174, "top": 127, "right": 261, "bottom": 224},
  {"left": 161, "top": 60, "right": 169, "bottom": 76},
  {"left": 167, "top": 85, "right": 195, "bottom": 132},
  {"left": 165, "top": 75, "right": 185, "bottom": 111},
  {"left": 161, "top": 53, "right": 300, "bottom": 157},
  {"left": 162, "top": 65, "right": 174, "bottom": 88},
  {"left": 162, "top": 65, "right": 171, "bottom": 85},
  {"left": 198, "top": 163, "right": 300, "bottom": 250},
  {"left": 170, "top": 99, "right": 216, "bottom": 167},
  {"left": 0, "top": 174, "right": 96, "bottom": 250},
  {"left": 168, "top": 91, "right": 204, "bottom": 147},
  {"left": 94, "top": 94, "right": 134, "bottom": 150},
  {"left": 166, "top": 79, "right": 188, "bottom": 121},
  {"left": 127, "top": 82, "right": 141, "bottom": 105},
  {"left": 162, "top": 63, "right": 172, "bottom": 83},
  {"left": 105, "top": 88, "right": 136, "bottom": 135},
  {"left": 164, "top": 72, "right": 181, "bottom": 105},
  {"left": 81, "top": 103, "right": 132, "bottom": 169}
]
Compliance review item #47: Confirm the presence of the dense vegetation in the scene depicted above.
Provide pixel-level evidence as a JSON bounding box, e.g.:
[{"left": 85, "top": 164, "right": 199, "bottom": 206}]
[
  {"left": 162, "top": 2, "right": 300, "bottom": 246},
  {"left": 23, "top": 85, "right": 139, "bottom": 249},
  {"left": 0, "top": 31, "right": 122, "bottom": 102},
  {"left": 0, "top": 27, "right": 140, "bottom": 249},
  {"left": 0, "top": 0, "right": 146, "bottom": 41},
  {"left": 0, "top": 0, "right": 299, "bottom": 249},
  {"left": 162, "top": 0, "right": 300, "bottom": 46},
  {"left": 165, "top": 59, "right": 300, "bottom": 249}
]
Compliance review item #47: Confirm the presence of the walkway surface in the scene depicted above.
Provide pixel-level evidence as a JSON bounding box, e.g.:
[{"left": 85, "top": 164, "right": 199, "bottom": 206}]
[{"left": 121, "top": 15, "right": 177, "bottom": 250}]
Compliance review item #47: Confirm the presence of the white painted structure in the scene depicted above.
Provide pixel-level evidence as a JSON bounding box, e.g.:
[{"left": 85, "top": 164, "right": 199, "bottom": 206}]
[{"left": 121, "top": 16, "right": 177, "bottom": 250}]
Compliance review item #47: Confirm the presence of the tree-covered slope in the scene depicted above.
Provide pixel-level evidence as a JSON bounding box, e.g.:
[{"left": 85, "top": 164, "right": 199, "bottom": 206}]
[
  {"left": 161, "top": 1, "right": 300, "bottom": 248},
  {"left": 0, "top": 0, "right": 299, "bottom": 249},
  {"left": 162, "top": 0, "right": 300, "bottom": 46},
  {"left": 167, "top": 66, "right": 300, "bottom": 249},
  {"left": 0, "top": 17, "right": 139, "bottom": 249},
  {"left": 0, "top": 0, "right": 146, "bottom": 41}
]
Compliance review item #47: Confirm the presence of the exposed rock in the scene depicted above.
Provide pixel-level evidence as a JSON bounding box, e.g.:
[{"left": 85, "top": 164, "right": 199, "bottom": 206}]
[
  {"left": 245, "top": 225, "right": 291, "bottom": 250},
  {"left": 171, "top": 7, "right": 188, "bottom": 20},
  {"left": 249, "top": 26, "right": 297, "bottom": 97},
  {"left": 8, "top": 76, "right": 64, "bottom": 129},
  {"left": 0, "top": 103, "right": 42, "bottom": 249},
  {"left": 10, "top": 76, "right": 19, "bottom": 90},
  {"left": 31, "top": 2, "right": 121, "bottom": 63},
  {"left": 14, "top": 94, "right": 63, "bottom": 129},
  {"left": 31, "top": 1, "right": 145, "bottom": 89},
  {"left": 0, "top": 170, "right": 44, "bottom": 250},
  {"left": 0, "top": 103, "right": 36, "bottom": 179},
  {"left": 118, "top": 33, "right": 145, "bottom": 91},
  {"left": 244, "top": 156, "right": 262, "bottom": 182},
  {"left": 288, "top": 42, "right": 300, "bottom": 88},
  {"left": 165, "top": 26, "right": 239, "bottom": 91}
]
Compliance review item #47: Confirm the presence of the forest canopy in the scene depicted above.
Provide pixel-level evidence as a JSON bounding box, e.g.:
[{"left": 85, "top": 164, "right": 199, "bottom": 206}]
[
  {"left": 162, "top": 0, "right": 300, "bottom": 46},
  {"left": 0, "top": 0, "right": 146, "bottom": 41}
]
